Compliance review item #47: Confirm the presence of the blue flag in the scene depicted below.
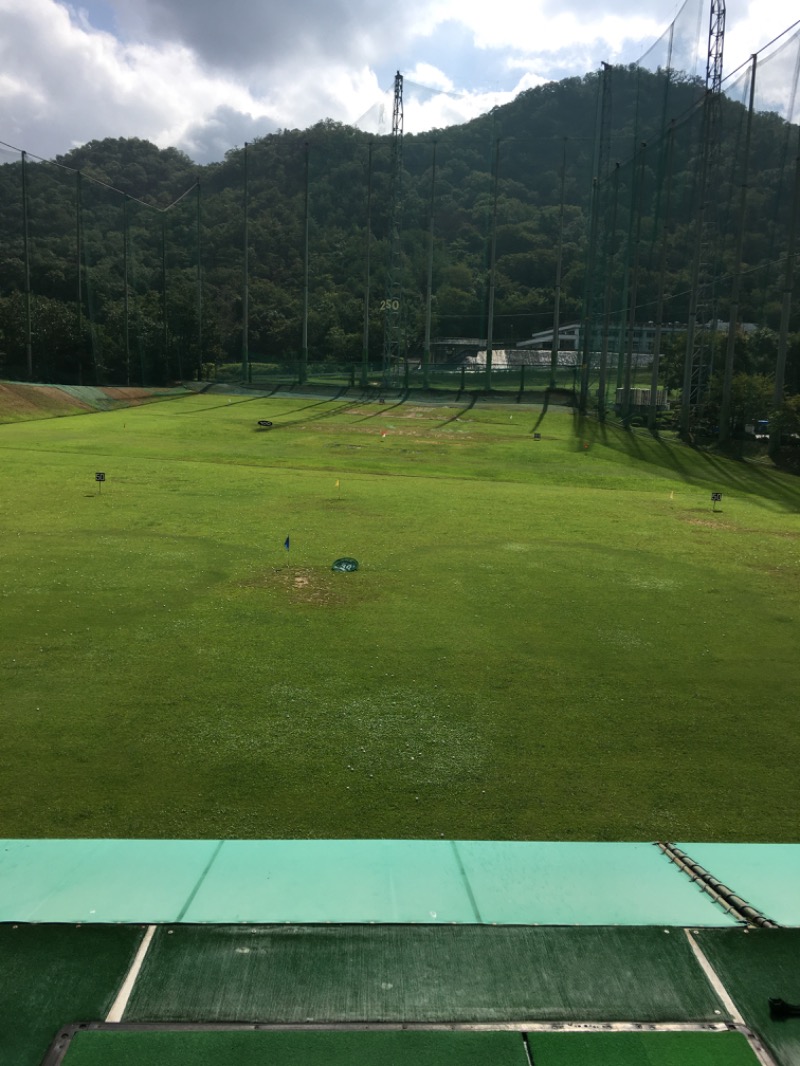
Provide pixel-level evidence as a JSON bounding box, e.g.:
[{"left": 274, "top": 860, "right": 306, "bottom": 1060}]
[{"left": 284, "top": 535, "right": 290, "bottom": 551}]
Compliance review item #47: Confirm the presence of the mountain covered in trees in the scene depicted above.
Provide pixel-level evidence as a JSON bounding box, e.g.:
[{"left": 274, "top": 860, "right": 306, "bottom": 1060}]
[{"left": 0, "top": 64, "right": 798, "bottom": 394}]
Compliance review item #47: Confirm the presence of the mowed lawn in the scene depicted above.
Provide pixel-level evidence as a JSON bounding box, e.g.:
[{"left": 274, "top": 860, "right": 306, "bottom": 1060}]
[{"left": 0, "top": 392, "right": 798, "bottom": 841}]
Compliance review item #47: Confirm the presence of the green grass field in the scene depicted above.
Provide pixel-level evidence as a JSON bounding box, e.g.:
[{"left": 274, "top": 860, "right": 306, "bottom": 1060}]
[{"left": 1, "top": 392, "right": 798, "bottom": 840}]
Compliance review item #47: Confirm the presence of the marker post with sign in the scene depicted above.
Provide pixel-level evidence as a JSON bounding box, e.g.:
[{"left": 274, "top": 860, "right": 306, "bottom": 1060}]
[
  {"left": 95, "top": 472, "right": 106, "bottom": 495},
  {"left": 711, "top": 491, "right": 722, "bottom": 512}
]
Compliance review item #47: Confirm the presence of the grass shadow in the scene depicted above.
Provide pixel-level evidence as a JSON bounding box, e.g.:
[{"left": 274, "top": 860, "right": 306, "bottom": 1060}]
[
  {"left": 438, "top": 395, "right": 477, "bottom": 427},
  {"left": 583, "top": 413, "right": 800, "bottom": 510}
]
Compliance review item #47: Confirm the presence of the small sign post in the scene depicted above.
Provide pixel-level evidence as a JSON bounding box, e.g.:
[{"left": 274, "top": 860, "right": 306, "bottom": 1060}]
[
  {"left": 711, "top": 491, "right": 722, "bottom": 512},
  {"left": 95, "top": 472, "right": 105, "bottom": 495}
]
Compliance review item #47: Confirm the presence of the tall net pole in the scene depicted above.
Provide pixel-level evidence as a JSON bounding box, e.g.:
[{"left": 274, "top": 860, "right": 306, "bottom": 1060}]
[
  {"left": 648, "top": 120, "right": 676, "bottom": 432},
  {"left": 382, "top": 71, "right": 404, "bottom": 385},
  {"left": 423, "top": 139, "right": 437, "bottom": 390},
  {"left": 719, "top": 55, "right": 757, "bottom": 445},
  {"left": 76, "top": 170, "right": 85, "bottom": 385},
  {"left": 361, "top": 142, "right": 373, "bottom": 388},
  {"left": 300, "top": 142, "right": 309, "bottom": 386},
  {"left": 579, "top": 62, "right": 612, "bottom": 411},
  {"left": 680, "top": 0, "right": 725, "bottom": 438},
  {"left": 196, "top": 180, "right": 203, "bottom": 382},
  {"left": 551, "top": 139, "right": 567, "bottom": 389},
  {"left": 484, "top": 137, "right": 500, "bottom": 392},
  {"left": 21, "top": 150, "right": 33, "bottom": 380},
  {"left": 242, "top": 142, "right": 250, "bottom": 382},
  {"left": 770, "top": 127, "right": 800, "bottom": 456},
  {"left": 621, "top": 142, "right": 647, "bottom": 423},
  {"left": 123, "top": 194, "right": 130, "bottom": 386}
]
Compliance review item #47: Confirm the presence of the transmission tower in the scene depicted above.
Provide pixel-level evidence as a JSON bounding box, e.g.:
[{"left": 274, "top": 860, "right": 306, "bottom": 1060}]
[
  {"left": 382, "top": 71, "right": 404, "bottom": 383},
  {"left": 680, "top": 0, "right": 725, "bottom": 436}
]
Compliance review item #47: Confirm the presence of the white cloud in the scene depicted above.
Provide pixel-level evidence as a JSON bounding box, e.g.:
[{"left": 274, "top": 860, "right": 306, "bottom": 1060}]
[
  {"left": 0, "top": 0, "right": 276, "bottom": 156},
  {"left": 425, "top": 0, "right": 673, "bottom": 57},
  {"left": 0, "top": 0, "right": 798, "bottom": 164}
]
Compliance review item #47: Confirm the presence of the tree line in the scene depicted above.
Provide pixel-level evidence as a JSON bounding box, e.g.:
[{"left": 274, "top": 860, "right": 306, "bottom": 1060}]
[{"left": 0, "top": 65, "right": 797, "bottom": 428}]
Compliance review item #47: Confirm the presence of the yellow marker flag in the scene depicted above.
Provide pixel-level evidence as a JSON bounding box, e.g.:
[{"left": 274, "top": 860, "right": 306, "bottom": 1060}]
[
  {"left": 335, "top": 479, "right": 340, "bottom": 489},
  {"left": 670, "top": 490, "right": 674, "bottom": 500}
]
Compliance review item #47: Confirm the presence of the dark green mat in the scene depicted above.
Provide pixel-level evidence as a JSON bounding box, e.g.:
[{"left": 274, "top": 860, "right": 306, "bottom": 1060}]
[
  {"left": 0, "top": 923, "right": 144, "bottom": 1066},
  {"left": 528, "top": 1031, "right": 759, "bottom": 1065},
  {"left": 60, "top": 1029, "right": 527, "bottom": 1065},
  {"left": 696, "top": 929, "right": 800, "bottom": 1066},
  {"left": 124, "top": 925, "right": 728, "bottom": 1023}
]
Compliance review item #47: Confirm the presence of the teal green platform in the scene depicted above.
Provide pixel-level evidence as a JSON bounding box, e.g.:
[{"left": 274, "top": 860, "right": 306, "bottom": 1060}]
[
  {"left": 456, "top": 841, "right": 725, "bottom": 926},
  {"left": 0, "top": 840, "right": 738, "bottom": 926},
  {"left": 0, "top": 839, "right": 220, "bottom": 923},
  {"left": 677, "top": 843, "right": 800, "bottom": 926}
]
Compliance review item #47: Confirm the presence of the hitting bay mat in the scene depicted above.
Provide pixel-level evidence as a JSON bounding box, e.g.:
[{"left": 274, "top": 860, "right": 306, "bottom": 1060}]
[
  {"left": 123, "top": 925, "right": 729, "bottom": 1024},
  {"left": 59, "top": 1029, "right": 527, "bottom": 1066},
  {"left": 0, "top": 923, "right": 144, "bottom": 1066},
  {"left": 55, "top": 1029, "right": 759, "bottom": 1066},
  {"left": 529, "top": 1031, "right": 760, "bottom": 1064},
  {"left": 694, "top": 929, "right": 800, "bottom": 1066}
]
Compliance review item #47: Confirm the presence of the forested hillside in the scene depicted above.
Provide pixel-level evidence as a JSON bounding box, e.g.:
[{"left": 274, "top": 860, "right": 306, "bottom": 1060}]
[{"left": 0, "top": 65, "right": 798, "bottom": 392}]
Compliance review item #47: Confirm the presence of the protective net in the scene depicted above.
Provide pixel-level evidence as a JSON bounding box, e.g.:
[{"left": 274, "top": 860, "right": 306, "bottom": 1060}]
[{"left": 0, "top": 9, "right": 797, "bottom": 419}]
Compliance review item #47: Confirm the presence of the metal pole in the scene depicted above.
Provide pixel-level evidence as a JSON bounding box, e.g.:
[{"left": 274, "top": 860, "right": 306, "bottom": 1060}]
[
  {"left": 161, "top": 213, "right": 168, "bottom": 384},
  {"left": 551, "top": 138, "right": 567, "bottom": 388},
  {"left": 196, "top": 180, "right": 203, "bottom": 381},
  {"left": 770, "top": 126, "right": 800, "bottom": 457},
  {"left": 123, "top": 194, "right": 130, "bottom": 386},
  {"left": 485, "top": 137, "right": 500, "bottom": 392},
  {"left": 242, "top": 142, "right": 250, "bottom": 381},
  {"left": 21, "top": 151, "right": 33, "bottom": 379},
  {"left": 300, "top": 141, "right": 309, "bottom": 386},
  {"left": 598, "top": 163, "right": 620, "bottom": 421},
  {"left": 680, "top": 97, "right": 711, "bottom": 438},
  {"left": 361, "top": 142, "right": 373, "bottom": 388},
  {"left": 76, "top": 170, "right": 84, "bottom": 385},
  {"left": 623, "top": 142, "right": 647, "bottom": 423},
  {"left": 648, "top": 121, "right": 675, "bottom": 432},
  {"left": 423, "top": 139, "right": 437, "bottom": 390},
  {"left": 719, "top": 56, "right": 757, "bottom": 446}
]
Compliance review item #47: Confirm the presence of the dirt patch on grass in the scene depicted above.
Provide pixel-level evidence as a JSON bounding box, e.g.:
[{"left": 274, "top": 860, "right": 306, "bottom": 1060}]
[
  {"left": 242, "top": 566, "right": 357, "bottom": 606},
  {"left": 683, "top": 516, "right": 800, "bottom": 540},
  {"left": 683, "top": 517, "right": 735, "bottom": 530}
]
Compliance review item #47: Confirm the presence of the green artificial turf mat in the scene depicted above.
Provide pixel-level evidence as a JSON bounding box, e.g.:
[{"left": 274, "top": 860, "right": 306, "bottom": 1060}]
[
  {"left": 0, "top": 923, "right": 144, "bottom": 1066},
  {"left": 694, "top": 929, "right": 800, "bottom": 1066},
  {"left": 60, "top": 1029, "right": 527, "bottom": 1066},
  {"left": 123, "top": 924, "right": 729, "bottom": 1023},
  {"left": 528, "top": 1031, "right": 759, "bottom": 1065}
]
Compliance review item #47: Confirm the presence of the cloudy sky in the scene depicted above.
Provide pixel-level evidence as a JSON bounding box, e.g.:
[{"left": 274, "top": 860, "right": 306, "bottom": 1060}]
[{"left": 0, "top": 0, "right": 797, "bottom": 164}]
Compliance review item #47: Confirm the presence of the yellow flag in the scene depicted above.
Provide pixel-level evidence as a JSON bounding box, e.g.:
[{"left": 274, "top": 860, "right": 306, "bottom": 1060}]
[{"left": 335, "top": 479, "right": 340, "bottom": 489}]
